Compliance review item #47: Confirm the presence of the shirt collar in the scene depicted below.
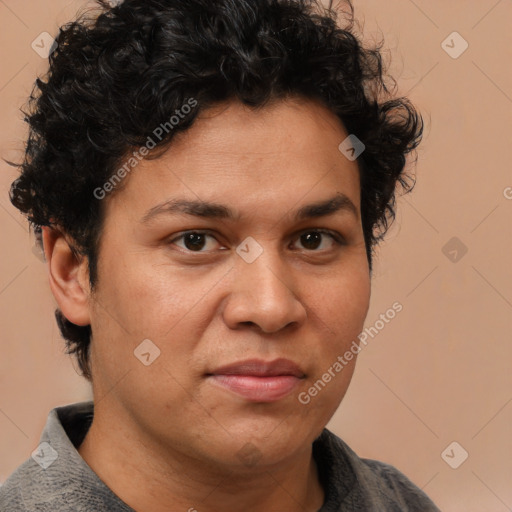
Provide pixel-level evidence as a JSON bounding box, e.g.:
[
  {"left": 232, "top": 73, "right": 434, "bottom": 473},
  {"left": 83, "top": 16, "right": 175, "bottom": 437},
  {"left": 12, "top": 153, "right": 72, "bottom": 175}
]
[{"left": 26, "top": 401, "right": 355, "bottom": 511}]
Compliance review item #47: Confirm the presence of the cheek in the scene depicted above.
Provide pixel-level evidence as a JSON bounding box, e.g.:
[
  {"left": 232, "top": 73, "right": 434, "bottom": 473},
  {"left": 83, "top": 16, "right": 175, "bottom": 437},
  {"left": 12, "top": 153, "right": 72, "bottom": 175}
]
[
  {"left": 97, "top": 251, "right": 219, "bottom": 337},
  {"left": 298, "top": 276, "right": 368, "bottom": 417},
  {"left": 310, "top": 267, "right": 370, "bottom": 336},
  {"left": 299, "top": 362, "right": 357, "bottom": 420},
  {"left": 304, "top": 263, "right": 370, "bottom": 397}
]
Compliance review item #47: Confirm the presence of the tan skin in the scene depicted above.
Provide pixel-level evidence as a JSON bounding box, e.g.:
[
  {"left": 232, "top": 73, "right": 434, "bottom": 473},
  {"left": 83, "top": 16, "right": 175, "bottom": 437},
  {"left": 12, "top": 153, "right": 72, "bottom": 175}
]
[{"left": 43, "top": 96, "right": 371, "bottom": 512}]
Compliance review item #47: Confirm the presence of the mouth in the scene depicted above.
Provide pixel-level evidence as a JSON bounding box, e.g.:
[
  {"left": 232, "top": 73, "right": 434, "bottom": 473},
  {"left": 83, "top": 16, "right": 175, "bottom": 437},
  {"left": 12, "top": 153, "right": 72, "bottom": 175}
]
[{"left": 206, "top": 358, "right": 305, "bottom": 402}]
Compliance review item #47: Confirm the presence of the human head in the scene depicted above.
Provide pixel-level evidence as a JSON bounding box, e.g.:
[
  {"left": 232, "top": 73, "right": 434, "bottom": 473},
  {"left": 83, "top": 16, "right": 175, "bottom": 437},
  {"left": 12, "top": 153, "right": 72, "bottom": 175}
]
[{"left": 9, "top": 0, "right": 422, "bottom": 380}]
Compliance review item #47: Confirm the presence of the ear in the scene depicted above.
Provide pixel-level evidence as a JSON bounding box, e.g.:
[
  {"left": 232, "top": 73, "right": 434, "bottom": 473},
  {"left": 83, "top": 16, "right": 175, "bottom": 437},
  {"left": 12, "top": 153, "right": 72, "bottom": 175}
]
[{"left": 42, "top": 226, "right": 91, "bottom": 326}]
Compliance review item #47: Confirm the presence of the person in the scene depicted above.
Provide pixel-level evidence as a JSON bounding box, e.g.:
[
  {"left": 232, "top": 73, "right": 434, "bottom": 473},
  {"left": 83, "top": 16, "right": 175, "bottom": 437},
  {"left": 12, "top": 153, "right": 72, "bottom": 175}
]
[{"left": 0, "top": 0, "right": 440, "bottom": 510}]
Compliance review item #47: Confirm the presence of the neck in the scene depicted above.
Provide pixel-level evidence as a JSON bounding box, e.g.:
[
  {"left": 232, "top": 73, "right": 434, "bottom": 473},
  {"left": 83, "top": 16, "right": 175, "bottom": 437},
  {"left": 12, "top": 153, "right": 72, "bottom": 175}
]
[{"left": 78, "top": 404, "right": 325, "bottom": 512}]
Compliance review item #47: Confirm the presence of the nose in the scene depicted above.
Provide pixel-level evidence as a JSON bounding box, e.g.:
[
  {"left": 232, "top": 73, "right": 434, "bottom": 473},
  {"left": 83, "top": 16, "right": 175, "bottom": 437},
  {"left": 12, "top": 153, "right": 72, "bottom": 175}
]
[{"left": 221, "top": 250, "right": 308, "bottom": 334}]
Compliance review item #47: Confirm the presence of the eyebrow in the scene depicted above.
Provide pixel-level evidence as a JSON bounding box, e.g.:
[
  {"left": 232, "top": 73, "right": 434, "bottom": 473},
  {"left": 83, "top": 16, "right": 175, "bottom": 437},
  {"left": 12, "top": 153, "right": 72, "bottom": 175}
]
[{"left": 140, "top": 192, "right": 358, "bottom": 224}]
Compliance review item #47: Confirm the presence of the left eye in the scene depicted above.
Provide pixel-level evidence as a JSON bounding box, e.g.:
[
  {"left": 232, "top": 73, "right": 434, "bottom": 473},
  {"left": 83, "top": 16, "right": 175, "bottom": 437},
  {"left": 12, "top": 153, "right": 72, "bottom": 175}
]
[
  {"left": 171, "top": 231, "right": 221, "bottom": 252},
  {"left": 291, "top": 230, "right": 341, "bottom": 251}
]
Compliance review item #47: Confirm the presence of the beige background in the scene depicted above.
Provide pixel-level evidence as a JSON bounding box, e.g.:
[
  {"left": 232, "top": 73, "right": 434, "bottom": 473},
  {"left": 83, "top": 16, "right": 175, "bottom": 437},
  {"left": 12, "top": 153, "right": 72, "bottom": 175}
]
[{"left": 1, "top": 1, "right": 511, "bottom": 510}]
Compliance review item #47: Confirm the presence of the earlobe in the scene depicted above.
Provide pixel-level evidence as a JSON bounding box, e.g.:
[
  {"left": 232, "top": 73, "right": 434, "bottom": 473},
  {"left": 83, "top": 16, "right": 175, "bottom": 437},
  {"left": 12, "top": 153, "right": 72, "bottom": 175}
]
[{"left": 42, "top": 226, "right": 91, "bottom": 327}]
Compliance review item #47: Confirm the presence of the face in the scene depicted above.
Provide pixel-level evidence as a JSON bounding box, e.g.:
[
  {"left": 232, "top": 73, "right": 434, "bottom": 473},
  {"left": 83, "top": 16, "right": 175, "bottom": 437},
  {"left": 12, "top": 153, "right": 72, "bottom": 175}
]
[{"left": 87, "top": 96, "right": 371, "bottom": 469}]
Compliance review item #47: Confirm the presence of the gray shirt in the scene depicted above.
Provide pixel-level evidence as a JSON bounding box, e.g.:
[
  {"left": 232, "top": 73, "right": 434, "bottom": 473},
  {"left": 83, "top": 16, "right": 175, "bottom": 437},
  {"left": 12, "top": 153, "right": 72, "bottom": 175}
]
[{"left": 0, "top": 402, "right": 441, "bottom": 511}]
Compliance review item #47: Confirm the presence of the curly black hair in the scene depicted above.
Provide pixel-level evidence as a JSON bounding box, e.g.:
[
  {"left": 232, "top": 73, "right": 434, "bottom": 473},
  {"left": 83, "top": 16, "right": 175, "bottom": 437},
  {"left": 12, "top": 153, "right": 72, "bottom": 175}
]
[{"left": 9, "top": 0, "right": 423, "bottom": 380}]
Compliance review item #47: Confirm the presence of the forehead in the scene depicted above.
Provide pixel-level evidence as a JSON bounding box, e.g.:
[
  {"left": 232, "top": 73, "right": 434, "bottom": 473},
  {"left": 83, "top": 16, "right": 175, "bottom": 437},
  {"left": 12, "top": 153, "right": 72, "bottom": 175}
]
[
  {"left": 167, "top": 97, "right": 351, "bottom": 167},
  {"left": 105, "top": 97, "right": 361, "bottom": 220}
]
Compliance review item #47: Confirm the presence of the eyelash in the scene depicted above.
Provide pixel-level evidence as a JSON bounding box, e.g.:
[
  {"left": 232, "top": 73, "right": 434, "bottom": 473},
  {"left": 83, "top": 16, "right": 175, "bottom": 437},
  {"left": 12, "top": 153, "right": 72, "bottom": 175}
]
[{"left": 168, "top": 229, "right": 345, "bottom": 253}]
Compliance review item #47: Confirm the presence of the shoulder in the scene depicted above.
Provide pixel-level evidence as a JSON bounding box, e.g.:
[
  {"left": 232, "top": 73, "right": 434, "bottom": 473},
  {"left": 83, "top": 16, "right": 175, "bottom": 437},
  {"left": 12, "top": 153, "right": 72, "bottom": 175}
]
[
  {"left": 0, "top": 402, "right": 131, "bottom": 512},
  {"left": 0, "top": 441, "right": 92, "bottom": 512},
  {"left": 356, "top": 456, "right": 440, "bottom": 511},
  {"left": 0, "top": 456, "right": 65, "bottom": 512},
  {"left": 0, "top": 469, "right": 24, "bottom": 510},
  {"left": 316, "top": 429, "right": 441, "bottom": 511}
]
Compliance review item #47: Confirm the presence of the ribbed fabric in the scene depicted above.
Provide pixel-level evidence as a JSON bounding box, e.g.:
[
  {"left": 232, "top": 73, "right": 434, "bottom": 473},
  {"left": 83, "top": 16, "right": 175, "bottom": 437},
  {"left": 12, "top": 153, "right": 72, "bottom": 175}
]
[{"left": 0, "top": 402, "right": 440, "bottom": 511}]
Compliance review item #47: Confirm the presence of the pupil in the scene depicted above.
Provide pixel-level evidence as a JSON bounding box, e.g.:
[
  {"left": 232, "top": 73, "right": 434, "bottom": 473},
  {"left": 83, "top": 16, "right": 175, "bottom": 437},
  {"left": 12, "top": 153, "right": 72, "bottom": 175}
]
[
  {"left": 184, "top": 233, "right": 205, "bottom": 251},
  {"left": 302, "top": 232, "right": 321, "bottom": 250}
]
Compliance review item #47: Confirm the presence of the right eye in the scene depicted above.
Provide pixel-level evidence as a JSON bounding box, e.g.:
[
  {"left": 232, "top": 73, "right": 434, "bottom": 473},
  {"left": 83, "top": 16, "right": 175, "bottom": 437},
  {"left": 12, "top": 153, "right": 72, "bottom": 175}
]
[{"left": 169, "top": 231, "right": 224, "bottom": 253}]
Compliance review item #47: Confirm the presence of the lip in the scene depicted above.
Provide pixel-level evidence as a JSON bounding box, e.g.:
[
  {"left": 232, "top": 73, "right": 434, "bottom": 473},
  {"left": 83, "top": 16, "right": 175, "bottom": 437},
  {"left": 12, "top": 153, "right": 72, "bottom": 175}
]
[{"left": 207, "top": 358, "right": 305, "bottom": 402}]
